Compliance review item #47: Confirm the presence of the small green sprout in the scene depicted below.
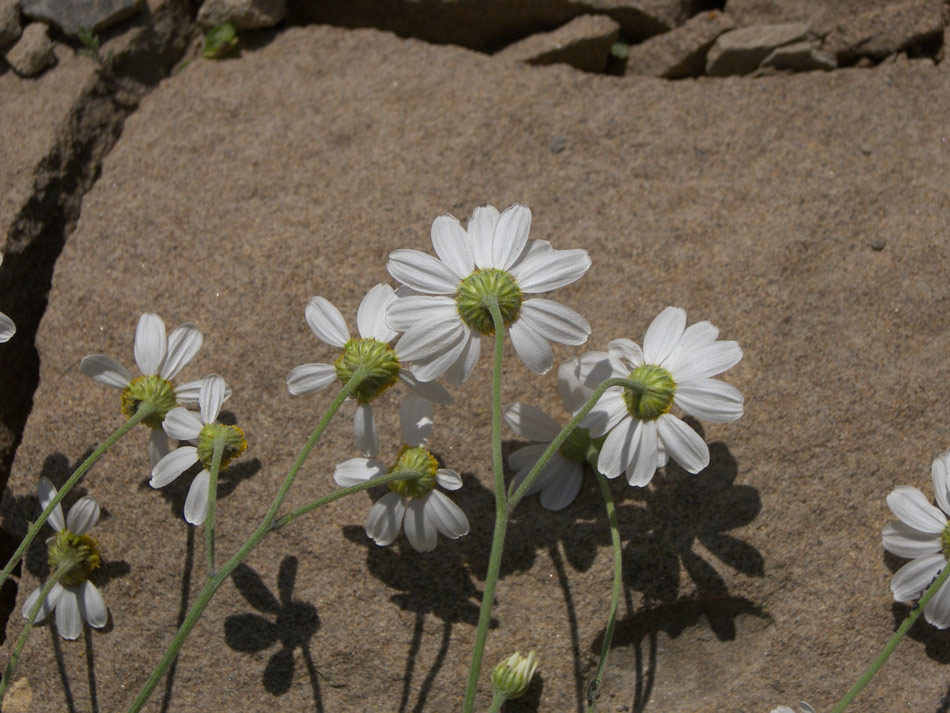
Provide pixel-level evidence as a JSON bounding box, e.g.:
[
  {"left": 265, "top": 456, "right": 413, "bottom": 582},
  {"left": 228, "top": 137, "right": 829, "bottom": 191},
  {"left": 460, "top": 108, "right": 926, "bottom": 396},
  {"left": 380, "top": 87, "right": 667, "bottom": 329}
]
[{"left": 203, "top": 22, "right": 239, "bottom": 59}]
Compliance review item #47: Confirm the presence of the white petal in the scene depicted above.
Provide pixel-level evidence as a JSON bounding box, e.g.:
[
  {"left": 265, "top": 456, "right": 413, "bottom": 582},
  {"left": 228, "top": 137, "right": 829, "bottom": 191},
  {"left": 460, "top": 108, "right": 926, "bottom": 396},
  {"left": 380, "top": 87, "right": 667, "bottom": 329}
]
[
  {"left": 519, "top": 299, "right": 590, "bottom": 346},
  {"left": 627, "top": 419, "right": 658, "bottom": 487},
  {"left": 436, "top": 469, "right": 463, "bottom": 490},
  {"left": 642, "top": 307, "right": 685, "bottom": 365},
  {"left": 924, "top": 572, "right": 950, "bottom": 628},
  {"left": 673, "top": 379, "right": 744, "bottom": 423},
  {"left": 394, "top": 311, "right": 465, "bottom": 362},
  {"left": 510, "top": 248, "right": 591, "bottom": 293},
  {"left": 676, "top": 320, "right": 719, "bottom": 350},
  {"left": 468, "top": 205, "right": 500, "bottom": 269},
  {"left": 882, "top": 520, "right": 942, "bottom": 559},
  {"left": 354, "top": 404, "right": 379, "bottom": 458},
  {"left": 491, "top": 204, "right": 531, "bottom": 271},
  {"left": 365, "top": 492, "right": 406, "bottom": 546},
  {"left": 444, "top": 331, "right": 481, "bottom": 388},
  {"left": 887, "top": 486, "right": 948, "bottom": 534},
  {"left": 539, "top": 461, "right": 584, "bottom": 511},
  {"left": 577, "top": 351, "right": 625, "bottom": 391},
  {"left": 150, "top": 446, "right": 198, "bottom": 488},
  {"left": 398, "top": 369, "right": 453, "bottom": 405},
  {"left": 333, "top": 458, "right": 385, "bottom": 487},
  {"left": 668, "top": 341, "right": 743, "bottom": 383},
  {"left": 387, "top": 249, "right": 460, "bottom": 294},
  {"left": 305, "top": 297, "right": 350, "bottom": 348},
  {"left": 161, "top": 324, "right": 203, "bottom": 379},
  {"left": 79, "top": 355, "right": 131, "bottom": 389},
  {"left": 149, "top": 428, "right": 170, "bottom": 468},
  {"left": 431, "top": 215, "right": 475, "bottom": 280},
  {"left": 54, "top": 588, "right": 83, "bottom": 639},
  {"left": 890, "top": 553, "right": 945, "bottom": 601},
  {"left": 400, "top": 395, "right": 433, "bottom": 447},
  {"left": 38, "top": 477, "right": 65, "bottom": 532},
  {"left": 174, "top": 380, "right": 201, "bottom": 403},
  {"left": 184, "top": 469, "right": 211, "bottom": 525},
  {"left": 597, "top": 417, "right": 639, "bottom": 479},
  {"left": 0, "top": 312, "right": 14, "bottom": 342},
  {"left": 933, "top": 450, "right": 950, "bottom": 516},
  {"left": 557, "top": 357, "right": 592, "bottom": 412},
  {"left": 198, "top": 374, "right": 227, "bottom": 424},
  {"left": 656, "top": 413, "right": 709, "bottom": 474},
  {"left": 503, "top": 402, "right": 561, "bottom": 441},
  {"left": 606, "top": 339, "right": 644, "bottom": 370},
  {"left": 65, "top": 496, "right": 100, "bottom": 535},
  {"left": 78, "top": 581, "right": 108, "bottom": 629},
  {"left": 286, "top": 363, "right": 337, "bottom": 396},
  {"left": 134, "top": 313, "right": 167, "bottom": 376},
  {"left": 357, "top": 284, "right": 398, "bottom": 342},
  {"left": 509, "top": 443, "right": 549, "bottom": 472},
  {"left": 580, "top": 387, "right": 628, "bottom": 438},
  {"left": 387, "top": 295, "right": 458, "bottom": 332},
  {"left": 162, "top": 407, "right": 204, "bottom": 441},
  {"left": 408, "top": 331, "right": 468, "bottom": 383},
  {"left": 24, "top": 582, "right": 64, "bottom": 623},
  {"left": 509, "top": 319, "right": 553, "bottom": 375},
  {"left": 424, "top": 490, "right": 469, "bottom": 539},
  {"left": 403, "top": 498, "right": 438, "bottom": 552}
]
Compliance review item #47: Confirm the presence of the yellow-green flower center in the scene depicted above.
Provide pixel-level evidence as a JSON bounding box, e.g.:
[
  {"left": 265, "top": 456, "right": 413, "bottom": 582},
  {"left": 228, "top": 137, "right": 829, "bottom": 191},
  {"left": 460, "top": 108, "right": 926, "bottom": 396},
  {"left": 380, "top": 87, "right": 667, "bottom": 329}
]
[
  {"left": 121, "top": 374, "right": 177, "bottom": 428},
  {"left": 48, "top": 530, "right": 101, "bottom": 587},
  {"left": 387, "top": 445, "right": 439, "bottom": 498},
  {"left": 455, "top": 268, "right": 523, "bottom": 335},
  {"left": 558, "top": 426, "right": 592, "bottom": 464},
  {"left": 196, "top": 422, "right": 247, "bottom": 471},
  {"left": 334, "top": 338, "right": 401, "bottom": 404},
  {"left": 623, "top": 364, "right": 676, "bottom": 421}
]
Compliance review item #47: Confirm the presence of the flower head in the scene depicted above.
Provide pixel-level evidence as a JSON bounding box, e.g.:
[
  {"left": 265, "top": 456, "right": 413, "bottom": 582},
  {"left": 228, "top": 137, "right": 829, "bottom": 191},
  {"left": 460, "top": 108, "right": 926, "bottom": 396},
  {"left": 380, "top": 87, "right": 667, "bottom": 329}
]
[
  {"left": 150, "top": 374, "right": 245, "bottom": 525},
  {"left": 881, "top": 450, "right": 950, "bottom": 628},
  {"left": 23, "top": 478, "right": 108, "bottom": 640},
  {"left": 80, "top": 313, "right": 205, "bottom": 465},
  {"left": 287, "top": 284, "right": 451, "bottom": 456},
  {"left": 491, "top": 650, "right": 539, "bottom": 700},
  {"left": 333, "top": 395, "right": 469, "bottom": 552},
  {"left": 579, "top": 307, "right": 743, "bottom": 487},
  {"left": 386, "top": 204, "right": 591, "bottom": 385}
]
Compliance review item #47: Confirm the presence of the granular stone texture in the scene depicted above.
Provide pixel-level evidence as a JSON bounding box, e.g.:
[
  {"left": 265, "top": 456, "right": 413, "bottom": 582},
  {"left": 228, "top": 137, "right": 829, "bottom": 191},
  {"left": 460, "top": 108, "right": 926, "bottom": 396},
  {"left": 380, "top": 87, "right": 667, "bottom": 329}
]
[
  {"left": 495, "top": 14, "right": 620, "bottom": 73},
  {"left": 823, "top": 0, "right": 945, "bottom": 62},
  {"left": 705, "top": 22, "right": 809, "bottom": 76},
  {"left": 197, "top": 0, "right": 286, "bottom": 30},
  {"left": 625, "top": 9, "right": 735, "bottom": 78},
  {"left": 0, "top": 0, "right": 21, "bottom": 48},
  {"left": 22, "top": 0, "right": 142, "bottom": 35},
  {"left": 3, "top": 20, "right": 53, "bottom": 76},
  {"left": 4, "top": 23, "right": 950, "bottom": 713}
]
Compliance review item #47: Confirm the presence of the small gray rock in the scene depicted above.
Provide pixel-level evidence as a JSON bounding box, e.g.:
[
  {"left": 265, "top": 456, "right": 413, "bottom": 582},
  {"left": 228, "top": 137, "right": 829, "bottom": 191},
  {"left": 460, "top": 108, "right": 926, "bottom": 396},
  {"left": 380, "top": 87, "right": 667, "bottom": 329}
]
[
  {"left": 706, "top": 22, "right": 809, "bottom": 76},
  {"left": 625, "top": 9, "right": 735, "bottom": 78},
  {"left": 760, "top": 40, "right": 837, "bottom": 72},
  {"left": 0, "top": 0, "right": 21, "bottom": 48},
  {"left": 197, "top": 0, "right": 286, "bottom": 30},
  {"left": 823, "top": 0, "right": 944, "bottom": 62},
  {"left": 549, "top": 135, "right": 568, "bottom": 153},
  {"left": 3, "top": 20, "right": 54, "bottom": 76},
  {"left": 22, "top": 0, "right": 141, "bottom": 36},
  {"left": 495, "top": 14, "right": 620, "bottom": 73}
]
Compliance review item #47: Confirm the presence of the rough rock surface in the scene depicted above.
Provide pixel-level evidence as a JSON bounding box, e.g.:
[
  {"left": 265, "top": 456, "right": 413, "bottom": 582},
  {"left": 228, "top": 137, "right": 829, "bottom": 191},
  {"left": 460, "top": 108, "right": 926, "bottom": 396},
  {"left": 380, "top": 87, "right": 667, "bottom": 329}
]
[
  {"left": 760, "top": 39, "right": 836, "bottom": 72},
  {"left": 21, "top": 0, "right": 142, "bottom": 36},
  {"left": 823, "top": 0, "right": 945, "bottom": 63},
  {"left": 705, "top": 22, "right": 809, "bottom": 76},
  {"left": 495, "top": 14, "right": 620, "bottom": 73},
  {"left": 3, "top": 20, "right": 53, "bottom": 76},
  {"left": 625, "top": 9, "right": 735, "bottom": 78},
  {"left": 0, "top": 0, "right": 21, "bottom": 48},
  {"left": 3, "top": 23, "right": 950, "bottom": 713},
  {"left": 197, "top": 0, "right": 286, "bottom": 31},
  {"left": 724, "top": 0, "right": 898, "bottom": 36}
]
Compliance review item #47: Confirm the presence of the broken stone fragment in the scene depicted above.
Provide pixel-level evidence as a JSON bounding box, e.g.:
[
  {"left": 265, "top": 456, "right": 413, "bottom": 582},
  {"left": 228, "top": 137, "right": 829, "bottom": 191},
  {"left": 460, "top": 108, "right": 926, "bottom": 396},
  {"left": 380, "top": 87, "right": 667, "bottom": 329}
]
[
  {"left": 760, "top": 40, "right": 836, "bottom": 72},
  {"left": 583, "top": 0, "right": 690, "bottom": 40},
  {"left": 21, "top": 0, "right": 141, "bottom": 36},
  {"left": 625, "top": 9, "right": 735, "bottom": 78},
  {"left": 822, "top": 0, "right": 944, "bottom": 62},
  {"left": 0, "top": 0, "right": 21, "bottom": 48},
  {"left": 495, "top": 14, "right": 620, "bottom": 73},
  {"left": 705, "top": 22, "right": 809, "bottom": 76},
  {"left": 4, "top": 20, "right": 54, "bottom": 76},
  {"left": 197, "top": 0, "right": 286, "bottom": 30}
]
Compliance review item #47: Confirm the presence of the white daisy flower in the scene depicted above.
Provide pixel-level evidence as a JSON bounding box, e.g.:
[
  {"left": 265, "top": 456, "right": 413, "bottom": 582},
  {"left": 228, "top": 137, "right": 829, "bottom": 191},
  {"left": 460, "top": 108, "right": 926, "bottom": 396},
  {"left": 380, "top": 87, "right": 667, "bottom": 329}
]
[
  {"left": 770, "top": 704, "right": 816, "bottom": 713},
  {"left": 386, "top": 203, "right": 591, "bottom": 385},
  {"left": 881, "top": 450, "right": 950, "bottom": 628},
  {"left": 333, "top": 394, "right": 469, "bottom": 552},
  {"left": 579, "top": 306, "right": 743, "bottom": 486},
  {"left": 151, "top": 375, "right": 246, "bottom": 526},
  {"left": 23, "top": 478, "right": 108, "bottom": 640},
  {"left": 286, "top": 283, "right": 451, "bottom": 456},
  {"left": 80, "top": 313, "right": 205, "bottom": 466},
  {"left": 0, "top": 254, "right": 14, "bottom": 342}
]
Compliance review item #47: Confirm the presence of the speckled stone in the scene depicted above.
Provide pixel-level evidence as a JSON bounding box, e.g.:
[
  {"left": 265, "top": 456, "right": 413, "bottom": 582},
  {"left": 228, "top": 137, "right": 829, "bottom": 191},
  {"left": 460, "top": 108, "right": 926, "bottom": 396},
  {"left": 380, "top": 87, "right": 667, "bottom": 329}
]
[{"left": 21, "top": 0, "right": 141, "bottom": 36}]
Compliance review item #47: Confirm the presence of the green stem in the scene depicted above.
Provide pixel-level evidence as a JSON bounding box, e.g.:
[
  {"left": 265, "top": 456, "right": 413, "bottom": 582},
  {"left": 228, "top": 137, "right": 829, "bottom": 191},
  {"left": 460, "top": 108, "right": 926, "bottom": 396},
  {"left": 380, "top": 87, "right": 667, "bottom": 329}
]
[
  {"left": 0, "top": 405, "right": 156, "bottom": 591},
  {"left": 204, "top": 438, "right": 225, "bottom": 576},
  {"left": 829, "top": 562, "right": 950, "bottom": 713},
  {"left": 462, "top": 297, "right": 509, "bottom": 713},
  {"left": 487, "top": 689, "right": 506, "bottom": 713},
  {"left": 0, "top": 562, "right": 71, "bottom": 705},
  {"left": 125, "top": 370, "right": 367, "bottom": 713}
]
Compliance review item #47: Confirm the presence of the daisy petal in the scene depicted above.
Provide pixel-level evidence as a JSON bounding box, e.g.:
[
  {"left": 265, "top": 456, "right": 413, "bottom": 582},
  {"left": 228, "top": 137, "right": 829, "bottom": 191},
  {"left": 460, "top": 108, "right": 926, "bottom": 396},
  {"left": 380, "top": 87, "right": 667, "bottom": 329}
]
[
  {"left": 23, "top": 582, "right": 63, "bottom": 623},
  {"left": 79, "top": 355, "right": 131, "bottom": 388},
  {"left": 404, "top": 498, "right": 438, "bottom": 552},
  {"left": 409, "top": 333, "right": 468, "bottom": 383},
  {"left": 627, "top": 419, "right": 658, "bottom": 487},
  {"left": 66, "top": 496, "right": 100, "bottom": 535},
  {"left": 598, "top": 417, "right": 639, "bottom": 479},
  {"left": 286, "top": 363, "right": 337, "bottom": 396},
  {"left": 657, "top": 413, "right": 709, "bottom": 474},
  {"left": 387, "top": 249, "right": 460, "bottom": 294},
  {"left": 669, "top": 341, "right": 743, "bottom": 383},
  {"left": 509, "top": 443, "right": 549, "bottom": 472},
  {"left": 357, "top": 284, "right": 398, "bottom": 342},
  {"left": 519, "top": 299, "right": 590, "bottom": 346},
  {"left": 424, "top": 490, "right": 469, "bottom": 539},
  {"left": 334, "top": 458, "right": 385, "bottom": 487},
  {"left": 397, "top": 369, "right": 453, "bottom": 405},
  {"left": 492, "top": 204, "right": 531, "bottom": 271},
  {"left": 150, "top": 446, "right": 199, "bottom": 488},
  {"left": 55, "top": 587, "right": 83, "bottom": 640},
  {"left": 365, "top": 492, "right": 406, "bottom": 546},
  {"left": 354, "top": 404, "right": 378, "bottom": 458},
  {"left": 882, "top": 520, "right": 942, "bottom": 559},
  {"left": 305, "top": 297, "right": 349, "bottom": 348},
  {"left": 199, "top": 374, "right": 227, "bottom": 424},
  {"left": 509, "top": 319, "right": 553, "bottom": 375},
  {"left": 161, "top": 324, "right": 203, "bottom": 379},
  {"left": 469, "top": 205, "right": 500, "bottom": 269},
  {"left": 162, "top": 407, "right": 204, "bottom": 441},
  {"left": 510, "top": 248, "right": 591, "bottom": 293},
  {"left": 887, "top": 486, "right": 947, "bottom": 534},
  {"left": 933, "top": 451, "right": 950, "bottom": 516},
  {"left": 557, "top": 357, "right": 592, "bottom": 412},
  {"left": 431, "top": 215, "right": 475, "bottom": 280},
  {"left": 674, "top": 379, "right": 744, "bottom": 422},
  {"left": 503, "top": 402, "right": 561, "bottom": 442},
  {"left": 443, "top": 330, "right": 481, "bottom": 388},
  {"left": 400, "top": 395, "right": 433, "bottom": 447},
  {"left": 924, "top": 572, "right": 950, "bottom": 628},
  {"left": 643, "top": 307, "right": 685, "bottom": 365},
  {"left": 134, "top": 313, "right": 167, "bottom": 376},
  {"left": 0, "top": 312, "right": 14, "bottom": 342},
  {"left": 539, "top": 460, "right": 584, "bottom": 511},
  {"left": 38, "top": 477, "right": 65, "bottom": 532},
  {"left": 78, "top": 581, "right": 108, "bottom": 629},
  {"left": 394, "top": 313, "right": 465, "bottom": 362},
  {"left": 184, "top": 469, "right": 211, "bottom": 525},
  {"left": 607, "top": 339, "right": 644, "bottom": 369},
  {"left": 387, "top": 295, "right": 457, "bottom": 332},
  {"left": 580, "top": 387, "right": 628, "bottom": 438},
  {"left": 149, "top": 428, "right": 170, "bottom": 468},
  {"left": 436, "top": 469, "right": 463, "bottom": 490},
  {"left": 891, "top": 553, "right": 945, "bottom": 601}
]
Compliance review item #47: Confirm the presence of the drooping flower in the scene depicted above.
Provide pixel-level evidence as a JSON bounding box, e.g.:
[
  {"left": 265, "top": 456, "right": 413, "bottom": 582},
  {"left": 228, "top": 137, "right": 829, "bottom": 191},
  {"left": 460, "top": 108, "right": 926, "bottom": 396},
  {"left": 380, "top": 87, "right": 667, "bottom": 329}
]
[
  {"left": 286, "top": 283, "right": 451, "bottom": 456},
  {"left": 386, "top": 204, "right": 591, "bottom": 385},
  {"left": 80, "top": 313, "right": 205, "bottom": 466},
  {"left": 333, "top": 394, "right": 469, "bottom": 552},
  {"left": 23, "top": 478, "right": 108, "bottom": 640},
  {"left": 151, "top": 374, "right": 246, "bottom": 526},
  {"left": 579, "top": 307, "right": 743, "bottom": 487},
  {"left": 881, "top": 450, "right": 950, "bottom": 628}
]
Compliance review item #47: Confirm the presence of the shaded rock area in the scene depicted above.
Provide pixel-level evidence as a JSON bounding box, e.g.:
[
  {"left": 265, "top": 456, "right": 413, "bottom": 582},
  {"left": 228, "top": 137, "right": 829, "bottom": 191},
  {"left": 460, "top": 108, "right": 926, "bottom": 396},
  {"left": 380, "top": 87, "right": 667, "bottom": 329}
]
[
  {"left": 197, "top": 0, "right": 286, "bottom": 31},
  {"left": 760, "top": 39, "right": 835, "bottom": 72},
  {"left": 625, "top": 9, "right": 734, "bottom": 78},
  {"left": 4, "top": 22, "right": 950, "bottom": 713},
  {"left": 0, "top": 0, "right": 21, "bottom": 48},
  {"left": 22, "top": 0, "right": 142, "bottom": 36},
  {"left": 823, "top": 0, "right": 946, "bottom": 63},
  {"left": 495, "top": 13, "right": 620, "bottom": 73},
  {"left": 705, "top": 22, "right": 809, "bottom": 76},
  {"left": 724, "top": 0, "right": 899, "bottom": 36},
  {"left": 3, "top": 21, "right": 53, "bottom": 75}
]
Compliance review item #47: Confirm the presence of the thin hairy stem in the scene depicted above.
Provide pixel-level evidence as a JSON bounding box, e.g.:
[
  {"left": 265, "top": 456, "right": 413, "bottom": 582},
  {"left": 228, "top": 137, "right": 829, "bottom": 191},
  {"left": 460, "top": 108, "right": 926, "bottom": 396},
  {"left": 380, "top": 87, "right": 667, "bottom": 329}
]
[{"left": 204, "top": 438, "right": 225, "bottom": 576}]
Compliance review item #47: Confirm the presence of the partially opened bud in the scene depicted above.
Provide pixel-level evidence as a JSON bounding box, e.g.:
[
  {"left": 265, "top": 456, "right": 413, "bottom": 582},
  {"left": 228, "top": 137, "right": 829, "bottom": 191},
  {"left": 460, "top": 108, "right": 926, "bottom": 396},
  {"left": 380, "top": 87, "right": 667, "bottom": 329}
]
[{"left": 491, "top": 650, "right": 539, "bottom": 700}]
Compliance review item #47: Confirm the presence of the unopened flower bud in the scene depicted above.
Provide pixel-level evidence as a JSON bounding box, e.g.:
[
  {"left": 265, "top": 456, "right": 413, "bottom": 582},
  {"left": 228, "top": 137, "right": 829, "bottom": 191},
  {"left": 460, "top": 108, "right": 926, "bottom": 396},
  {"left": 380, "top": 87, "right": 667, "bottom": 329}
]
[{"left": 491, "top": 650, "right": 538, "bottom": 700}]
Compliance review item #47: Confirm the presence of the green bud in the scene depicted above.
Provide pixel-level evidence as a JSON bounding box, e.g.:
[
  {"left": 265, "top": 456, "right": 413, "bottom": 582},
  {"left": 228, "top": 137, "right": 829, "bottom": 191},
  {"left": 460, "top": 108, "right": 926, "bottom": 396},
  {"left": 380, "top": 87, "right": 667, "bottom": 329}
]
[
  {"left": 334, "top": 338, "right": 401, "bottom": 404},
  {"left": 491, "top": 650, "right": 539, "bottom": 700},
  {"left": 456, "top": 268, "right": 523, "bottom": 335},
  {"left": 388, "top": 445, "right": 438, "bottom": 498},
  {"left": 622, "top": 364, "right": 676, "bottom": 421}
]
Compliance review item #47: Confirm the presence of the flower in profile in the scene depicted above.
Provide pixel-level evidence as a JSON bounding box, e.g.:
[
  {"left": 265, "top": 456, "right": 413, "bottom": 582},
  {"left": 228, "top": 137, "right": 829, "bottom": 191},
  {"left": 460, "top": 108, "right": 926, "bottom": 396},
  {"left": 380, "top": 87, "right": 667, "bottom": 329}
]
[
  {"left": 80, "top": 313, "right": 205, "bottom": 465},
  {"left": 579, "top": 307, "right": 743, "bottom": 486},
  {"left": 150, "top": 374, "right": 246, "bottom": 525},
  {"left": 491, "top": 650, "right": 539, "bottom": 700},
  {"left": 287, "top": 284, "right": 451, "bottom": 456},
  {"left": 0, "top": 255, "right": 14, "bottom": 343},
  {"left": 23, "top": 478, "right": 108, "bottom": 640},
  {"left": 881, "top": 450, "right": 950, "bottom": 628},
  {"left": 333, "top": 394, "right": 468, "bottom": 552},
  {"left": 386, "top": 204, "right": 591, "bottom": 385}
]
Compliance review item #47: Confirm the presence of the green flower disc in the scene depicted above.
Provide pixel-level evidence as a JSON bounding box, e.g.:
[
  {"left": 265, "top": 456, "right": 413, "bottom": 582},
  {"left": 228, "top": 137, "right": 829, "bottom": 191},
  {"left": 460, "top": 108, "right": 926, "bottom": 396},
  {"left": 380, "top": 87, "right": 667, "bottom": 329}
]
[{"left": 455, "top": 268, "right": 523, "bottom": 335}]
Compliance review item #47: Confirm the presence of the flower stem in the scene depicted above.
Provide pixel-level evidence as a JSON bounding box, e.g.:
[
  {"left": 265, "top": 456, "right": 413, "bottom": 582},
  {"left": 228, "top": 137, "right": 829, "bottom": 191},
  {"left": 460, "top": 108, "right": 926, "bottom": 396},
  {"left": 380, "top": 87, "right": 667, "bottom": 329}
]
[
  {"left": 487, "top": 689, "right": 506, "bottom": 713},
  {"left": 462, "top": 297, "right": 509, "bottom": 713},
  {"left": 204, "top": 438, "right": 225, "bottom": 576},
  {"left": 125, "top": 369, "right": 367, "bottom": 713},
  {"left": 0, "top": 405, "right": 156, "bottom": 591},
  {"left": 829, "top": 563, "right": 950, "bottom": 713},
  {"left": 0, "top": 562, "right": 71, "bottom": 706}
]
